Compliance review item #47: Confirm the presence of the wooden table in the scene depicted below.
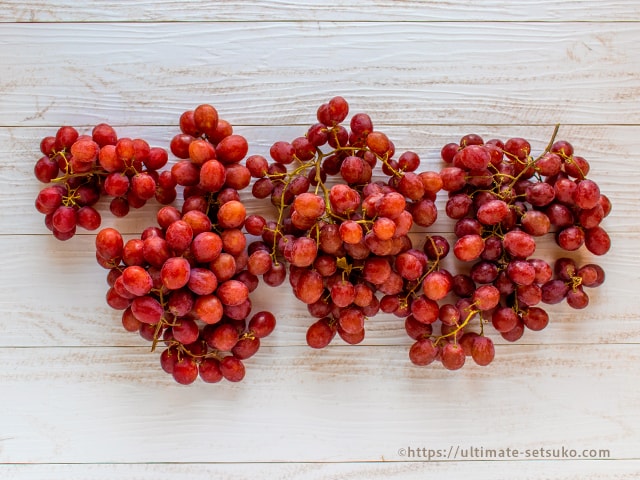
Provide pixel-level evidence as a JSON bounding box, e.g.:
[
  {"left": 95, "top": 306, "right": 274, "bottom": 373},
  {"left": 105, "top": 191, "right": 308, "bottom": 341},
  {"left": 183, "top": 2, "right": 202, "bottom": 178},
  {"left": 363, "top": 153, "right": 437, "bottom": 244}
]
[{"left": 1, "top": 2, "right": 639, "bottom": 478}]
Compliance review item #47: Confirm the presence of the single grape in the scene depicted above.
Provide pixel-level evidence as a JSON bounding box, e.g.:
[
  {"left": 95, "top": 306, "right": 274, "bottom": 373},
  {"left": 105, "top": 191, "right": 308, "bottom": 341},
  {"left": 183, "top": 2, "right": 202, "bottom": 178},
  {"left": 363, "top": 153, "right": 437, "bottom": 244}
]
[
  {"left": 471, "top": 336, "right": 495, "bottom": 366},
  {"left": 409, "top": 338, "right": 438, "bottom": 366},
  {"left": 441, "top": 343, "right": 466, "bottom": 370}
]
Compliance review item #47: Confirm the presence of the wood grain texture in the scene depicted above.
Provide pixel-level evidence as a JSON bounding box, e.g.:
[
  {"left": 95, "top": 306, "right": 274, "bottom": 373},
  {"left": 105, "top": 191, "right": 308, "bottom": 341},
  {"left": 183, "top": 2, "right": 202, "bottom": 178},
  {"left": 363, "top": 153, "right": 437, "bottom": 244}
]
[
  {"left": 1, "top": 1, "right": 639, "bottom": 478},
  {"left": 0, "top": 345, "right": 638, "bottom": 463},
  {"left": 2, "top": 0, "right": 640, "bottom": 22},
  {"left": 1, "top": 22, "right": 639, "bottom": 127},
  {"left": 2, "top": 462, "right": 640, "bottom": 480}
]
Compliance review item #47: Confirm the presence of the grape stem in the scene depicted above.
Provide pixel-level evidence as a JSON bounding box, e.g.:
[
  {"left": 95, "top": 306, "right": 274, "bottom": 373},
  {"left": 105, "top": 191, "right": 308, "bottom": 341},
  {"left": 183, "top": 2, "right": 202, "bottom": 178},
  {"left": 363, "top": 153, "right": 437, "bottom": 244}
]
[
  {"left": 434, "top": 307, "right": 479, "bottom": 346},
  {"left": 568, "top": 274, "right": 583, "bottom": 292},
  {"left": 538, "top": 124, "right": 561, "bottom": 160}
]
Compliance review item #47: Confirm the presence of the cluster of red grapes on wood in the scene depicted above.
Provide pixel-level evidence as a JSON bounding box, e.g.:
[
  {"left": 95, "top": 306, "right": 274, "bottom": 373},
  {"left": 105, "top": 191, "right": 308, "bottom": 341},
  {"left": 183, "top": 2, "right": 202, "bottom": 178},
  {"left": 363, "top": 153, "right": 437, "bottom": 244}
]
[
  {"left": 243, "top": 98, "right": 611, "bottom": 370},
  {"left": 34, "top": 124, "right": 175, "bottom": 240},
  {"left": 407, "top": 131, "right": 611, "bottom": 369},
  {"left": 244, "top": 97, "right": 445, "bottom": 347},
  {"left": 32, "top": 96, "right": 611, "bottom": 381},
  {"left": 94, "top": 105, "right": 275, "bottom": 384}
]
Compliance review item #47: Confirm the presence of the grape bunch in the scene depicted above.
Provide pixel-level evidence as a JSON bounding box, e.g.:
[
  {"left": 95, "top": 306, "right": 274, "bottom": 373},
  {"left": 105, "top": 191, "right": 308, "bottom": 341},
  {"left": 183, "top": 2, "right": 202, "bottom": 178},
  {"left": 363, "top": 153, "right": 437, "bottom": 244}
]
[
  {"left": 95, "top": 216, "right": 274, "bottom": 385},
  {"left": 243, "top": 96, "right": 445, "bottom": 347},
  {"left": 33, "top": 96, "right": 613, "bottom": 380},
  {"left": 34, "top": 124, "right": 174, "bottom": 240},
  {"left": 93, "top": 105, "right": 276, "bottom": 384},
  {"left": 240, "top": 97, "right": 611, "bottom": 371},
  {"left": 406, "top": 131, "right": 611, "bottom": 369}
]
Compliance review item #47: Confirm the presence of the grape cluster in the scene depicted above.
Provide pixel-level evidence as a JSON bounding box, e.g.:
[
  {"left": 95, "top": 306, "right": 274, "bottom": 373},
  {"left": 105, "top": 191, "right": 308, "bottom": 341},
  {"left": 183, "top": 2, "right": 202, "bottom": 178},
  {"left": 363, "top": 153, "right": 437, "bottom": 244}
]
[
  {"left": 244, "top": 96, "right": 444, "bottom": 347},
  {"left": 243, "top": 98, "right": 611, "bottom": 371},
  {"left": 405, "top": 131, "right": 611, "bottom": 369},
  {"left": 94, "top": 105, "right": 276, "bottom": 384},
  {"left": 34, "top": 124, "right": 174, "bottom": 240},
  {"left": 34, "top": 96, "right": 612, "bottom": 381}
]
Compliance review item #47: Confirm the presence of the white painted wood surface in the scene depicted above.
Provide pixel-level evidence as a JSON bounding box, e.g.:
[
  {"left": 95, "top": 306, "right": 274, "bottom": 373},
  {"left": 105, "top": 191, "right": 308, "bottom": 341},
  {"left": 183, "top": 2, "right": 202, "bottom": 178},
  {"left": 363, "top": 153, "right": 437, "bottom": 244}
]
[{"left": 1, "top": 2, "right": 639, "bottom": 478}]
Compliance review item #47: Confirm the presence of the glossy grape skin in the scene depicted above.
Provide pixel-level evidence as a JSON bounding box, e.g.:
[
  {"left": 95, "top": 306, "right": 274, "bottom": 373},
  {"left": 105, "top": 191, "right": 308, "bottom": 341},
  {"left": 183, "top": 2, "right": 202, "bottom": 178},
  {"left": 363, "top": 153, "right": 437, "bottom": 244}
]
[
  {"left": 306, "top": 317, "right": 336, "bottom": 348},
  {"left": 471, "top": 336, "right": 495, "bottom": 366},
  {"left": 585, "top": 226, "right": 611, "bottom": 255},
  {"left": 248, "top": 311, "right": 277, "bottom": 338},
  {"left": 503, "top": 230, "right": 536, "bottom": 258},
  {"left": 441, "top": 343, "right": 466, "bottom": 370},
  {"left": 454, "top": 235, "right": 485, "bottom": 262},
  {"left": 198, "top": 358, "right": 223, "bottom": 383},
  {"left": 522, "top": 307, "right": 550, "bottom": 330},
  {"left": 96, "top": 228, "right": 124, "bottom": 263},
  {"left": 409, "top": 339, "right": 438, "bottom": 366},
  {"left": 172, "top": 358, "right": 199, "bottom": 385}
]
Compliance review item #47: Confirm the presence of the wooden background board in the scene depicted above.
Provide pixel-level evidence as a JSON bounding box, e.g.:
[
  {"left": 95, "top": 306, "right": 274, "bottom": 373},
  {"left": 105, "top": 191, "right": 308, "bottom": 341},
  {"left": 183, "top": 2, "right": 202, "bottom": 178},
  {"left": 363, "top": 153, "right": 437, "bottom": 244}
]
[{"left": 1, "top": 1, "right": 639, "bottom": 478}]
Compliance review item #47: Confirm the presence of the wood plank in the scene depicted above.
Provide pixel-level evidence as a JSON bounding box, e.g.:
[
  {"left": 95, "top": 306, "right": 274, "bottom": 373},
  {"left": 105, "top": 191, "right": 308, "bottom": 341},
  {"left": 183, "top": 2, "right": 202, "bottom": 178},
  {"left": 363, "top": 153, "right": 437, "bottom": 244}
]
[
  {"left": 2, "top": 461, "right": 640, "bottom": 480},
  {"left": 2, "top": 5, "right": 639, "bottom": 477},
  {"left": 1, "top": 22, "right": 639, "bottom": 127},
  {"left": 4, "top": 125, "right": 638, "bottom": 235},
  {"left": 2, "top": 0, "right": 640, "bottom": 22},
  {"left": 0, "top": 344, "right": 638, "bottom": 463}
]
